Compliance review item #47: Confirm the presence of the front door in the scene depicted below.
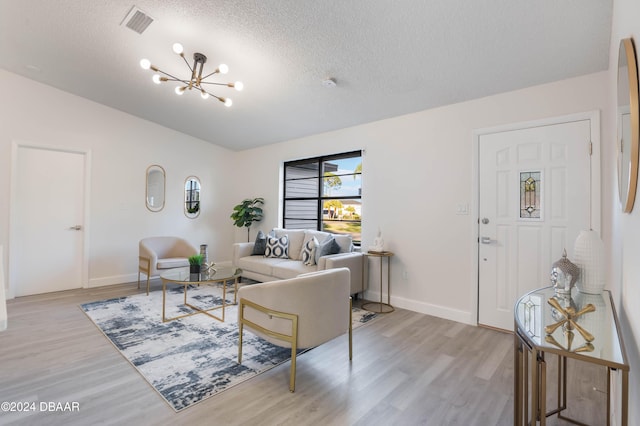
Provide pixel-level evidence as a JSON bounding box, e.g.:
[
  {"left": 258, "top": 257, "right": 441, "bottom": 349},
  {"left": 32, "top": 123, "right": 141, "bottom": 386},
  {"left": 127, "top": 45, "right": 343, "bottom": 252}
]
[
  {"left": 11, "top": 145, "right": 86, "bottom": 297},
  {"left": 478, "top": 118, "right": 594, "bottom": 331}
]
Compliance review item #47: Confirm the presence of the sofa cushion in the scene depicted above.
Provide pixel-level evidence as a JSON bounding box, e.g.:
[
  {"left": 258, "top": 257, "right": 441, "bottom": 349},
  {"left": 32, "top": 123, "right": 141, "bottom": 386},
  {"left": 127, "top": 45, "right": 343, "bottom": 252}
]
[
  {"left": 272, "top": 260, "right": 318, "bottom": 279},
  {"left": 265, "top": 235, "right": 289, "bottom": 258},
  {"left": 237, "top": 256, "right": 288, "bottom": 276},
  {"left": 157, "top": 257, "right": 190, "bottom": 269},
  {"left": 315, "top": 235, "right": 341, "bottom": 264},
  {"left": 272, "top": 228, "right": 306, "bottom": 260},
  {"left": 301, "top": 237, "right": 319, "bottom": 266},
  {"left": 252, "top": 230, "right": 267, "bottom": 255}
]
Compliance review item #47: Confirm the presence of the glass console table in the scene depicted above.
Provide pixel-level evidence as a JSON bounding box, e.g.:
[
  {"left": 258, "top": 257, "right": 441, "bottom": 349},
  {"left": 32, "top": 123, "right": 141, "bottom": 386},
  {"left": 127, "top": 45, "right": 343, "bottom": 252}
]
[{"left": 514, "top": 286, "right": 629, "bottom": 425}]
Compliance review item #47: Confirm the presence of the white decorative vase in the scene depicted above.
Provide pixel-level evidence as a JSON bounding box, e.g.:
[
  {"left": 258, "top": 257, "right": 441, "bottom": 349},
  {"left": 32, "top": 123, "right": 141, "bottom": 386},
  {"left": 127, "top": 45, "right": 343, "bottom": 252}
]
[{"left": 573, "top": 230, "right": 605, "bottom": 294}]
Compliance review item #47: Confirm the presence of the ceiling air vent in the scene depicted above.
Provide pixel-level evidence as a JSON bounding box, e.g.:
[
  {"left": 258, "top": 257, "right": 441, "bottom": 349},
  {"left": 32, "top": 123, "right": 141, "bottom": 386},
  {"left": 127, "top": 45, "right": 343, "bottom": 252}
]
[{"left": 121, "top": 6, "right": 154, "bottom": 34}]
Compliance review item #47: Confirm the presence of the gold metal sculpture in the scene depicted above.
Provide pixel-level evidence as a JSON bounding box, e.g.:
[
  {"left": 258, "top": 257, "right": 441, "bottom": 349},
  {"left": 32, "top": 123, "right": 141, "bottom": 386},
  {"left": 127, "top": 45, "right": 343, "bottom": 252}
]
[
  {"left": 544, "top": 297, "right": 596, "bottom": 352},
  {"left": 545, "top": 298, "right": 595, "bottom": 340},
  {"left": 545, "top": 333, "right": 594, "bottom": 353}
]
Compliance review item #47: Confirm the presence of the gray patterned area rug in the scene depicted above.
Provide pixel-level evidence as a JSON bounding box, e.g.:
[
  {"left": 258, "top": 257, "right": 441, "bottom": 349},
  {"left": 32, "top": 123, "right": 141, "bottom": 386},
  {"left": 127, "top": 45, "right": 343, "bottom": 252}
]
[{"left": 80, "top": 284, "right": 378, "bottom": 412}]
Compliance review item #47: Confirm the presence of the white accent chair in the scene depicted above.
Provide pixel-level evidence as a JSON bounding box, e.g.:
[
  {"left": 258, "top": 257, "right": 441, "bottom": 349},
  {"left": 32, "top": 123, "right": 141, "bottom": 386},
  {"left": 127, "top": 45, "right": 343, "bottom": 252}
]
[
  {"left": 237, "top": 267, "right": 352, "bottom": 392},
  {"left": 138, "top": 237, "right": 199, "bottom": 295}
]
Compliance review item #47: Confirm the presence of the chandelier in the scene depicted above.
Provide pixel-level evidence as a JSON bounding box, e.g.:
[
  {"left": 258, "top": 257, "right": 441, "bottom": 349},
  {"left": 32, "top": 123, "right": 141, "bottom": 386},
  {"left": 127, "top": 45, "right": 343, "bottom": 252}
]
[{"left": 140, "top": 43, "right": 243, "bottom": 107}]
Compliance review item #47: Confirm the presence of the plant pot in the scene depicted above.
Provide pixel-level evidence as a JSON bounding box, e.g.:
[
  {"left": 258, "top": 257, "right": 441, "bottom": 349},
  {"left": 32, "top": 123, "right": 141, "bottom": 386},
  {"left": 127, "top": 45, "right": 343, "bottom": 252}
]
[{"left": 190, "top": 264, "right": 201, "bottom": 274}]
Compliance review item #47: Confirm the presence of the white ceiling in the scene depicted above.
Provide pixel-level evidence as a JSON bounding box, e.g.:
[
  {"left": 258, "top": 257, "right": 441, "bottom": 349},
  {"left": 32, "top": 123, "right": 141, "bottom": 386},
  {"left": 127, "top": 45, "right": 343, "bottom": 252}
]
[{"left": 0, "top": 0, "right": 612, "bottom": 151}]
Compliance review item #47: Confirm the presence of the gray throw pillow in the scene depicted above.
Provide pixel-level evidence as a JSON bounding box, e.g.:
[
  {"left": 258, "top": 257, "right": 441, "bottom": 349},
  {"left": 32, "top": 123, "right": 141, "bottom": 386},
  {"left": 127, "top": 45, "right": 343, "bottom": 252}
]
[
  {"left": 314, "top": 235, "right": 341, "bottom": 263},
  {"left": 252, "top": 230, "right": 267, "bottom": 255}
]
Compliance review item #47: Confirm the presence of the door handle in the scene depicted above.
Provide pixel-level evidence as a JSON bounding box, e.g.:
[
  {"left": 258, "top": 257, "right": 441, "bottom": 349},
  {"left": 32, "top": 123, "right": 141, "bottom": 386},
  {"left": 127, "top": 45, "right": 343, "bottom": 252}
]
[
  {"left": 481, "top": 237, "right": 494, "bottom": 244},
  {"left": 68, "top": 225, "right": 82, "bottom": 231}
]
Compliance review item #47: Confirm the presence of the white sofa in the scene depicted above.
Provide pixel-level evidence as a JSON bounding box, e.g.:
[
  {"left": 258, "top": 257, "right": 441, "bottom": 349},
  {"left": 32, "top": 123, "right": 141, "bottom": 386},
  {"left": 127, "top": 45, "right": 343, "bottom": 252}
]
[{"left": 233, "top": 228, "right": 365, "bottom": 295}]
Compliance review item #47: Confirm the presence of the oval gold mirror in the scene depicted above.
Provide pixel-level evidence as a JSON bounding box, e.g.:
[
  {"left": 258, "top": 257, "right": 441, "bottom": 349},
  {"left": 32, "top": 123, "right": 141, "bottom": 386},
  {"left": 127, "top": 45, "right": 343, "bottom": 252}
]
[
  {"left": 617, "top": 37, "right": 639, "bottom": 213},
  {"left": 184, "top": 176, "right": 201, "bottom": 218},
  {"left": 145, "top": 165, "right": 165, "bottom": 212}
]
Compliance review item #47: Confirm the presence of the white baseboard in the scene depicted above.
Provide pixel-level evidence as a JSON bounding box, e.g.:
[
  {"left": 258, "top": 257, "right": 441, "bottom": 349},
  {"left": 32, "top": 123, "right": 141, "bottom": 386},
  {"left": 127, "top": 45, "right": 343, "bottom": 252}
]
[{"left": 363, "top": 290, "right": 475, "bottom": 326}]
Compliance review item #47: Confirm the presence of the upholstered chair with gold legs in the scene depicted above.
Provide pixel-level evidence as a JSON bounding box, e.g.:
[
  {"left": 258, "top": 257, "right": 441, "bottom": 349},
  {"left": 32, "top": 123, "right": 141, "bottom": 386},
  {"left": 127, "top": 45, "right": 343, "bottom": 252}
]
[
  {"left": 138, "top": 237, "right": 199, "bottom": 295},
  {"left": 237, "top": 267, "right": 352, "bottom": 392}
]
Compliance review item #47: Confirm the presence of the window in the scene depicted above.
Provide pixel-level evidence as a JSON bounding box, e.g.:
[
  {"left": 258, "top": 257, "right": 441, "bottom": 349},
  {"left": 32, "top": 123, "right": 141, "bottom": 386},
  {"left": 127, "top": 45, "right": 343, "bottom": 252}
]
[
  {"left": 520, "top": 171, "right": 542, "bottom": 219},
  {"left": 283, "top": 150, "right": 362, "bottom": 244}
]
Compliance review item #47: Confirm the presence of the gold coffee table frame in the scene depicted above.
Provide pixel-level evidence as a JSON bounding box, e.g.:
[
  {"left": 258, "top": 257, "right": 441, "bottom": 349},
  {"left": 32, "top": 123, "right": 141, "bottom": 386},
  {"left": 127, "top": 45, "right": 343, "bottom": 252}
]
[
  {"left": 160, "top": 265, "right": 241, "bottom": 323},
  {"left": 362, "top": 251, "right": 394, "bottom": 313}
]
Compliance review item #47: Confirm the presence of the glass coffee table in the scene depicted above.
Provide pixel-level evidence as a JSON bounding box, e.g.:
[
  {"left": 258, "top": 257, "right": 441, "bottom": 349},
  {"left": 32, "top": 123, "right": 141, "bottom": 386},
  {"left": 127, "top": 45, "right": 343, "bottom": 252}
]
[{"left": 160, "top": 264, "right": 242, "bottom": 323}]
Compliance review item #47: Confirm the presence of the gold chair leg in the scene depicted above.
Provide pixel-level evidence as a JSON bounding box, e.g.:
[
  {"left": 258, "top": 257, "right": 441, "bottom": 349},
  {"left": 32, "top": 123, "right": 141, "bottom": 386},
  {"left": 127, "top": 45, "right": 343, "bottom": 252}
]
[
  {"left": 289, "top": 316, "right": 299, "bottom": 392},
  {"left": 238, "top": 307, "right": 244, "bottom": 364},
  {"left": 138, "top": 256, "right": 151, "bottom": 295},
  {"left": 289, "top": 346, "right": 296, "bottom": 392}
]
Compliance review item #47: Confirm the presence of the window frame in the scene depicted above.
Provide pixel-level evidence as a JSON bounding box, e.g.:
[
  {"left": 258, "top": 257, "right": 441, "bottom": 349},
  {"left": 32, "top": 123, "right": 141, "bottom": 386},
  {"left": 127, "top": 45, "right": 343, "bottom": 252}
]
[{"left": 282, "top": 150, "right": 362, "bottom": 244}]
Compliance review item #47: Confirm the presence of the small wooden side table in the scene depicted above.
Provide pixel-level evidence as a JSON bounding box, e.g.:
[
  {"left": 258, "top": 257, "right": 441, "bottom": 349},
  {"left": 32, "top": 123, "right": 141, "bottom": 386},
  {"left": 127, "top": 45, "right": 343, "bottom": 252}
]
[{"left": 362, "top": 251, "right": 394, "bottom": 313}]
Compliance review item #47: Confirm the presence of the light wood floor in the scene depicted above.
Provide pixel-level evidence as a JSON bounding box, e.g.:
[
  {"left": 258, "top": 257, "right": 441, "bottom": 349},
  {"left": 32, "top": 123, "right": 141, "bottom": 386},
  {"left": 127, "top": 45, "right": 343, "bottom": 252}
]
[{"left": 0, "top": 281, "right": 606, "bottom": 425}]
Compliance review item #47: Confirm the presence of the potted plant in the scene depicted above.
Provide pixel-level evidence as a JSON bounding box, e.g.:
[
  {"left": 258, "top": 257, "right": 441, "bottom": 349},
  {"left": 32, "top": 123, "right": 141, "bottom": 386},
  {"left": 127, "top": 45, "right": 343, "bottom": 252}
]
[
  {"left": 230, "top": 197, "right": 264, "bottom": 242},
  {"left": 188, "top": 254, "right": 204, "bottom": 274}
]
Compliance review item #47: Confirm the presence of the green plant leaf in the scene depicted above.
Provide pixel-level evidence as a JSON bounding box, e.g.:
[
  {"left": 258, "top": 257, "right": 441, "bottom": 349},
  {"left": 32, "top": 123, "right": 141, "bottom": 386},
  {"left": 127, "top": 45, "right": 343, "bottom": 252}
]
[{"left": 231, "top": 198, "right": 264, "bottom": 227}]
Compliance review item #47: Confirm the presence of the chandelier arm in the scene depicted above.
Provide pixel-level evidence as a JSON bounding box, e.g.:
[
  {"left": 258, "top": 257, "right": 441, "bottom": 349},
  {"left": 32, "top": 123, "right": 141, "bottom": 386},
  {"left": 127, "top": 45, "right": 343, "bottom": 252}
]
[
  {"left": 153, "top": 68, "right": 189, "bottom": 84},
  {"left": 201, "top": 88, "right": 227, "bottom": 104},
  {"left": 162, "top": 77, "right": 189, "bottom": 83},
  {"left": 201, "top": 88, "right": 219, "bottom": 98},
  {"left": 200, "top": 70, "right": 220, "bottom": 80},
  {"left": 180, "top": 54, "right": 194, "bottom": 72},
  {"left": 199, "top": 81, "right": 232, "bottom": 86}
]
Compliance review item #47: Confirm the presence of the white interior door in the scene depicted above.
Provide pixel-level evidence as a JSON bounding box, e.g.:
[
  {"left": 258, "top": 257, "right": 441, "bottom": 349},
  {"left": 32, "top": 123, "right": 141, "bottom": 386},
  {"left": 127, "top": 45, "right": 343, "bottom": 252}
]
[
  {"left": 12, "top": 146, "right": 86, "bottom": 297},
  {"left": 478, "top": 119, "right": 593, "bottom": 331}
]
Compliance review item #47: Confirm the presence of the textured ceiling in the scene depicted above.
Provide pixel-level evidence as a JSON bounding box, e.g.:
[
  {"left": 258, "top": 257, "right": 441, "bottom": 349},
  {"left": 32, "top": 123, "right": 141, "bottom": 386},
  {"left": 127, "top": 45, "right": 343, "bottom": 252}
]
[{"left": 0, "top": 0, "right": 612, "bottom": 151}]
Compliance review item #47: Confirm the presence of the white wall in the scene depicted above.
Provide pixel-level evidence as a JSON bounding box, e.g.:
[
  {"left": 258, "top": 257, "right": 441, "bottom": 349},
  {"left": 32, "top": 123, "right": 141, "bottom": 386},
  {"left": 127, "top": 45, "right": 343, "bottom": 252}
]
[
  {"left": 609, "top": 0, "right": 640, "bottom": 422},
  {"left": 0, "top": 70, "right": 236, "bottom": 291},
  {"left": 236, "top": 71, "right": 610, "bottom": 324}
]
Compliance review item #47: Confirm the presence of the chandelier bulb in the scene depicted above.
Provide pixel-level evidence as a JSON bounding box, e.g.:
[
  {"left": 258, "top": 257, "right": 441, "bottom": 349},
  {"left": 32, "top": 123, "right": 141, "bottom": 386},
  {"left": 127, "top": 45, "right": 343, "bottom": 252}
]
[
  {"left": 175, "top": 86, "right": 185, "bottom": 95},
  {"left": 218, "top": 64, "right": 229, "bottom": 74},
  {"left": 140, "top": 59, "right": 151, "bottom": 70},
  {"left": 172, "top": 43, "right": 184, "bottom": 55},
  {"left": 224, "top": 98, "right": 233, "bottom": 107},
  {"left": 201, "top": 90, "right": 210, "bottom": 99},
  {"left": 152, "top": 74, "right": 162, "bottom": 84},
  {"left": 234, "top": 81, "right": 244, "bottom": 91}
]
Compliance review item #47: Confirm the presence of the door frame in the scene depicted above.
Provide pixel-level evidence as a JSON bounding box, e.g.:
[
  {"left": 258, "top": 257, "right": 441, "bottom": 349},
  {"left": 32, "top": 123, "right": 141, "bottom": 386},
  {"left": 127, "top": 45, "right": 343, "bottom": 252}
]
[
  {"left": 471, "top": 111, "right": 601, "bottom": 326},
  {"left": 8, "top": 141, "right": 92, "bottom": 299}
]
